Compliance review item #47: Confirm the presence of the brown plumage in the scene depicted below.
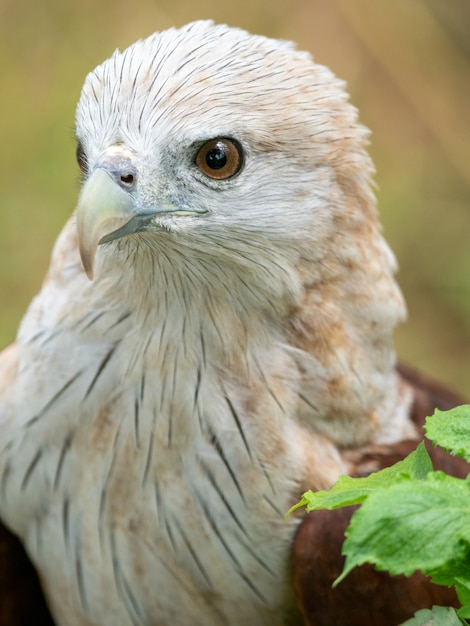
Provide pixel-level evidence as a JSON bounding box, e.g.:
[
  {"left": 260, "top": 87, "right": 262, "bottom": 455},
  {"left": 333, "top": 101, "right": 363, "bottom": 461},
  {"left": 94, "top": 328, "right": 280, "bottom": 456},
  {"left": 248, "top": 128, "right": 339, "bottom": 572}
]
[
  {"left": 0, "top": 21, "right": 468, "bottom": 626},
  {"left": 0, "top": 524, "right": 54, "bottom": 626}
]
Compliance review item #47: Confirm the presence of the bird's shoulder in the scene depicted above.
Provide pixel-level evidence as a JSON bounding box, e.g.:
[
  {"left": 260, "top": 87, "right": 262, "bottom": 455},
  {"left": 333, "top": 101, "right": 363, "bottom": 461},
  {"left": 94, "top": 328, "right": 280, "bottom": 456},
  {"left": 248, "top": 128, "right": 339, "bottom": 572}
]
[{"left": 293, "top": 363, "right": 469, "bottom": 626}]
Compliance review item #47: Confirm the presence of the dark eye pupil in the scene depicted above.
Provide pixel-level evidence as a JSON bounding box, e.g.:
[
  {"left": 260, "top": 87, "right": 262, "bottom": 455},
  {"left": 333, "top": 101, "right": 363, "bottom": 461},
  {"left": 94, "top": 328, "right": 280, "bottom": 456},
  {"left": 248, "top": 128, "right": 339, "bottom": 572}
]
[{"left": 206, "top": 145, "right": 227, "bottom": 170}]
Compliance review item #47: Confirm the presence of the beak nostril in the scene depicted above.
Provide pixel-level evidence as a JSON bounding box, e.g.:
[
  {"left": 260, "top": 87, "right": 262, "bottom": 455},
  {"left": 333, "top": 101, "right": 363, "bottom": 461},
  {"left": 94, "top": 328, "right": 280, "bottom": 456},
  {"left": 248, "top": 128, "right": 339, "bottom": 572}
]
[{"left": 121, "top": 173, "right": 134, "bottom": 185}]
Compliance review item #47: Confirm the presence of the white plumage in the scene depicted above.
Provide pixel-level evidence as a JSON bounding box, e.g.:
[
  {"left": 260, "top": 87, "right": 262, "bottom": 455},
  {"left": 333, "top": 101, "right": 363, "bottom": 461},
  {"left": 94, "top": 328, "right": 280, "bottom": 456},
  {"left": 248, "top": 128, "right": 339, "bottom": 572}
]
[{"left": 0, "top": 21, "right": 417, "bottom": 625}]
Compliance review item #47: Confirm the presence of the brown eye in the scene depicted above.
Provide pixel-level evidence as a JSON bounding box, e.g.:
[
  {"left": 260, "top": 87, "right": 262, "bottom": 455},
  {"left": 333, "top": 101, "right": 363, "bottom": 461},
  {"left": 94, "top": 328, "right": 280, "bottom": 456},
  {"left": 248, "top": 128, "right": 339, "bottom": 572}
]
[
  {"left": 76, "top": 141, "right": 88, "bottom": 174},
  {"left": 195, "top": 138, "right": 243, "bottom": 180}
]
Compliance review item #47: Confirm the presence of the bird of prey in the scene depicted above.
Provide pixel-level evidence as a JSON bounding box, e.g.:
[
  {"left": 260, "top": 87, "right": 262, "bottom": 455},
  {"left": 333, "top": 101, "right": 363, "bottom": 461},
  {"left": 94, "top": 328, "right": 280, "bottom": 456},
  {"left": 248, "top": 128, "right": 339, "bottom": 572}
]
[{"left": 0, "top": 20, "right": 467, "bottom": 626}]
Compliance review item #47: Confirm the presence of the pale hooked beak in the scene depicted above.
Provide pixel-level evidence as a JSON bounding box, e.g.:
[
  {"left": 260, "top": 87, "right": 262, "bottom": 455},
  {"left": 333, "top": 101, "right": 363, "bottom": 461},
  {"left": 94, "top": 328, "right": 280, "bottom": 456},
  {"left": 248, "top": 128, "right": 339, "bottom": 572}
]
[
  {"left": 76, "top": 162, "right": 208, "bottom": 280},
  {"left": 77, "top": 168, "right": 137, "bottom": 279}
]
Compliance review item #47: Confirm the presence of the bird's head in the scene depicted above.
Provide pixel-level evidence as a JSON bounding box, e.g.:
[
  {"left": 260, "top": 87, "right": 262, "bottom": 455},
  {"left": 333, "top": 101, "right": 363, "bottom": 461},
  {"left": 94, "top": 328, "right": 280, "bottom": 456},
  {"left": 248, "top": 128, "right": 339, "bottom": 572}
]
[{"left": 75, "top": 21, "right": 384, "bottom": 302}]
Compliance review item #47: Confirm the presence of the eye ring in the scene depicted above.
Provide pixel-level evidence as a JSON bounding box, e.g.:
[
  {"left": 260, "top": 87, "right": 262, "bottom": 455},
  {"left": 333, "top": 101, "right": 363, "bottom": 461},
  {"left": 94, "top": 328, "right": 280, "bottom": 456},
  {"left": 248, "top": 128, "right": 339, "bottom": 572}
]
[{"left": 195, "top": 138, "right": 243, "bottom": 180}]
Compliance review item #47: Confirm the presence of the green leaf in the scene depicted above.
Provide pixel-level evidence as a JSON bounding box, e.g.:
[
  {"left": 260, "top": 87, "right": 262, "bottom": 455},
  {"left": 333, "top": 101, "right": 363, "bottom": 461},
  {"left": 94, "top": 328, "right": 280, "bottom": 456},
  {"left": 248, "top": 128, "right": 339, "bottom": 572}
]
[
  {"left": 428, "top": 545, "right": 470, "bottom": 589},
  {"left": 400, "top": 605, "right": 467, "bottom": 625},
  {"left": 425, "top": 406, "right": 470, "bottom": 463},
  {"left": 286, "top": 442, "right": 432, "bottom": 517},
  {"left": 457, "top": 606, "right": 470, "bottom": 620},
  {"left": 456, "top": 600, "right": 470, "bottom": 619},
  {"left": 336, "top": 471, "right": 470, "bottom": 584},
  {"left": 454, "top": 576, "right": 470, "bottom": 618}
]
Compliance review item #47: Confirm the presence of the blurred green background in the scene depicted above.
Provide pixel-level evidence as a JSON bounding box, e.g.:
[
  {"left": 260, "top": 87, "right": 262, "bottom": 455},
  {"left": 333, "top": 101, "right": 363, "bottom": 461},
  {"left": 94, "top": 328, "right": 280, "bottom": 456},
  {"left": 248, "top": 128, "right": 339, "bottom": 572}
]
[{"left": 0, "top": 0, "right": 469, "bottom": 394}]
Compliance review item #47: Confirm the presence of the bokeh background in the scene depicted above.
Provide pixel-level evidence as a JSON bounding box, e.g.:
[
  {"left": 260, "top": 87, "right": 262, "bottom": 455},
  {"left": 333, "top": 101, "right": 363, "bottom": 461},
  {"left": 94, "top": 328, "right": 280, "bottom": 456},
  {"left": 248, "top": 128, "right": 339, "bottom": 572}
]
[{"left": 0, "top": 0, "right": 469, "bottom": 395}]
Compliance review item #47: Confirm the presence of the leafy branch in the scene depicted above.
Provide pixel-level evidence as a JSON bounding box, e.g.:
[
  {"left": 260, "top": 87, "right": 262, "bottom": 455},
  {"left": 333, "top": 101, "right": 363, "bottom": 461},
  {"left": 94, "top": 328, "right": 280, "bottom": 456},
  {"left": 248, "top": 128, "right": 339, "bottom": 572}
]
[{"left": 288, "top": 406, "right": 470, "bottom": 623}]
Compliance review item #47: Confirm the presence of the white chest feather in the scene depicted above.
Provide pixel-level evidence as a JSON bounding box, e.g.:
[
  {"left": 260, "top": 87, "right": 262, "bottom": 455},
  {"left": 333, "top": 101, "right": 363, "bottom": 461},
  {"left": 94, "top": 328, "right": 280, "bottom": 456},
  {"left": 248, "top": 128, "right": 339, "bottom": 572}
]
[{"left": 0, "top": 314, "right": 314, "bottom": 626}]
